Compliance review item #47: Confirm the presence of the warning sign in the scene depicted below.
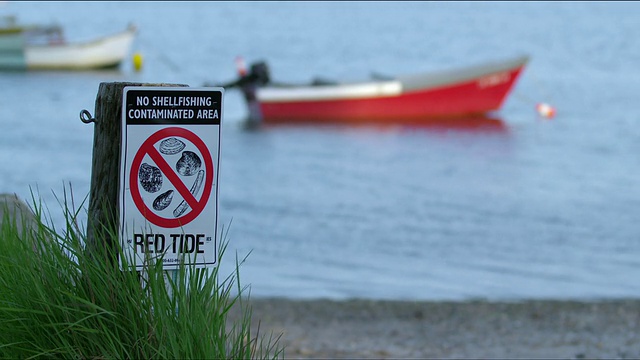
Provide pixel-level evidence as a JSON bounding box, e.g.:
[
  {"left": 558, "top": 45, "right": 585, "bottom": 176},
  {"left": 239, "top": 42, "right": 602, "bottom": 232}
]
[{"left": 118, "top": 87, "right": 223, "bottom": 270}]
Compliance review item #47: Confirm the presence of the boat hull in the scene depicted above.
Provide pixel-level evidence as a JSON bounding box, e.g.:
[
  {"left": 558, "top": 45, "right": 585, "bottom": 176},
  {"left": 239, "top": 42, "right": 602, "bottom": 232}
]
[
  {"left": 0, "top": 25, "right": 136, "bottom": 71},
  {"left": 254, "top": 56, "right": 528, "bottom": 123},
  {"left": 24, "top": 27, "right": 136, "bottom": 70}
]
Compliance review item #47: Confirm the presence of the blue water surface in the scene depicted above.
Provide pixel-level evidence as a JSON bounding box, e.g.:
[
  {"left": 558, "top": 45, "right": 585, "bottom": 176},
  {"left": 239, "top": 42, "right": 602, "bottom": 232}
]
[{"left": 1, "top": 1, "right": 639, "bottom": 301}]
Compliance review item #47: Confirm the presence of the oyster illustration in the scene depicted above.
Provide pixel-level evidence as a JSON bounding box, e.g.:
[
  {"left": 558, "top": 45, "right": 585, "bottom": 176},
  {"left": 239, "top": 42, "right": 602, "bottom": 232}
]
[
  {"left": 139, "top": 163, "right": 163, "bottom": 193},
  {"left": 159, "top": 137, "right": 186, "bottom": 155},
  {"left": 153, "top": 190, "right": 174, "bottom": 211},
  {"left": 176, "top": 151, "right": 202, "bottom": 176}
]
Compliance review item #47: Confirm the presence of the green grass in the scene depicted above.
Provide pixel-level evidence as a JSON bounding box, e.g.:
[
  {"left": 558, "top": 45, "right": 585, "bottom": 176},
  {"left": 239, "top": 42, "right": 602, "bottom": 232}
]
[{"left": 0, "top": 190, "right": 283, "bottom": 359}]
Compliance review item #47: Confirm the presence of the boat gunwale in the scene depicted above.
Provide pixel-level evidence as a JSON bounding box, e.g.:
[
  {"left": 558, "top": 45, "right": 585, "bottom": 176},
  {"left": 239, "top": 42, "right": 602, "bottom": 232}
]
[
  {"left": 257, "top": 80, "right": 402, "bottom": 102},
  {"left": 398, "top": 55, "right": 529, "bottom": 92}
]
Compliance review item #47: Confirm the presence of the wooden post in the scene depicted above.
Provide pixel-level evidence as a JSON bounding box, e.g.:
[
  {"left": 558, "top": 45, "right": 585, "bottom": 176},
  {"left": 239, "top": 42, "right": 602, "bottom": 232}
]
[{"left": 85, "top": 82, "right": 187, "bottom": 263}]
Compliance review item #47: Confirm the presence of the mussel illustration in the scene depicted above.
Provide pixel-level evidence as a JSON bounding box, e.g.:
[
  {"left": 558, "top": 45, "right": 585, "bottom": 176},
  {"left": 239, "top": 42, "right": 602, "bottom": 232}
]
[
  {"left": 153, "top": 190, "right": 174, "bottom": 211},
  {"left": 176, "top": 151, "right": 202, "bottom": 176},
  {"left": 159, "top": 137, "right": 186, "bottom": 155},
  {"left": 139, "top": 163, "right": 163, "bottom": 193}
]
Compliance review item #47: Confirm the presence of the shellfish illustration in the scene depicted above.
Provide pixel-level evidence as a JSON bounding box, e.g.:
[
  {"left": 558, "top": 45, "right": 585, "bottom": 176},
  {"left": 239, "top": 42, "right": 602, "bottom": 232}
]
[
  {"left": 153, "top": 190, "right": 174, "bottom": 211},
  {"left": 173, "top": 170, "right": 205, "bottom": 217},
  {"left": 159, "top": 137, "right": 186, "bottom": 155},
  {"left": 139, "top": 163, "right": 163, "bottom": 193},
  {"left": 176, "top": 151, "right": 202, "bottom": 176}
]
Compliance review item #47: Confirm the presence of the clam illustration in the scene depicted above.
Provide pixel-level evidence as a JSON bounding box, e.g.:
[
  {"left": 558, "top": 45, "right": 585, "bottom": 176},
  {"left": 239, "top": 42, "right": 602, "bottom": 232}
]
[
  {"left": 139, "top": 163, "right": 163, "bottom": 193},
  {"left": 176, "top": 151, "right": 202, "bottom": 176},
  {"left": 159, "top": 137, "right": 186, "bottom": 155}
]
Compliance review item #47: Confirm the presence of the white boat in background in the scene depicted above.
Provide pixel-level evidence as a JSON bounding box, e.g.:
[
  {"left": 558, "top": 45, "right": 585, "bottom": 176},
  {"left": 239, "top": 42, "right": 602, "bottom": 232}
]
[{"left": 0, "top": 16, "right": 137, "bottom": 71}]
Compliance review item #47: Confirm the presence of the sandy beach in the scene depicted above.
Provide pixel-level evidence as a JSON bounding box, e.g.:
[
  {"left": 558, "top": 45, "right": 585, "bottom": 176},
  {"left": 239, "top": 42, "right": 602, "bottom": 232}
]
[{"left": 230, "top": 298, "right": 640, "bottom": 359}]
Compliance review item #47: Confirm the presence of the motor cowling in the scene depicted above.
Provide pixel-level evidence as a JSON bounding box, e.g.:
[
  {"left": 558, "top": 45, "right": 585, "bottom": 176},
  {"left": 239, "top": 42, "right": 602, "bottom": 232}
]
[{"left": 249, "top": 61, "right": 270, "bottom": 86}]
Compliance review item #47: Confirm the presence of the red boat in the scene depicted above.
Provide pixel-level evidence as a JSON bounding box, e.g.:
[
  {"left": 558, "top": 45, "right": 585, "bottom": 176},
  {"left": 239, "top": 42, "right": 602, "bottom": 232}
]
[{"left": 220, "top": 55, "right": 529, "bottom": 125}]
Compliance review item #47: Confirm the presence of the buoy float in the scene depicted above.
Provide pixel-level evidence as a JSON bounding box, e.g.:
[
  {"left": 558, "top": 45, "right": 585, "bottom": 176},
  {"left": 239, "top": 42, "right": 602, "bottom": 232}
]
[
  {"left": 132, "top": 52, "right": 143, "bottom": 72},
  {"left": 536, "top": 102, "right": 556, "bottom": 119}
]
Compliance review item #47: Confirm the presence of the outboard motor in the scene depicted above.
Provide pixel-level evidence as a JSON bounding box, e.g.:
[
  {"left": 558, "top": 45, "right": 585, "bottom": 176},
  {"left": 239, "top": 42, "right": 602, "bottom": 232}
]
[
  {"left": 237, "top": 60, "right": 271, "bottom": 126},
  {"left": 232, "top": 58, "right": 270, "bottom": 87},
  {"left": 219, "top": 57, "right": 271, "bottom": 127},
  {"left": 248, "top": 61, "right": 270, "bottom": 86}
]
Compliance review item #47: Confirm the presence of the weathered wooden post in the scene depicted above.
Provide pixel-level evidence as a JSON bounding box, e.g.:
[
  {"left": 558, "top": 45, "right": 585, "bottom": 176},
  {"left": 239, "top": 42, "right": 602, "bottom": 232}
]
[{"left": 84, "top": 82, "right": 187, "bottom": 263}]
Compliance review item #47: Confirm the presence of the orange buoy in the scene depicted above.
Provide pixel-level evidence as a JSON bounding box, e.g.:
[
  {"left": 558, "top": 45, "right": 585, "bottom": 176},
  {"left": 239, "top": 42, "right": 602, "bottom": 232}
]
[{"left": 536, "top": 102, "right": 556, "bottom": 119}]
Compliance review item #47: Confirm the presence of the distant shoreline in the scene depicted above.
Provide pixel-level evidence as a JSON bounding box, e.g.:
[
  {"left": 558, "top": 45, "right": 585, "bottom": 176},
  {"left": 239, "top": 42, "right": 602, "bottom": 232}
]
[{"left": 229, "top": 298, "right": 640, "bottom": 359}]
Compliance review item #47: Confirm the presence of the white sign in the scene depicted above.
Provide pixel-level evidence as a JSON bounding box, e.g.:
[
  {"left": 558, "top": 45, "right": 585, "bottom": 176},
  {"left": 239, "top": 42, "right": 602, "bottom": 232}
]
[{"left": 118, "top": 87, "right": 223, "bottom": 270}]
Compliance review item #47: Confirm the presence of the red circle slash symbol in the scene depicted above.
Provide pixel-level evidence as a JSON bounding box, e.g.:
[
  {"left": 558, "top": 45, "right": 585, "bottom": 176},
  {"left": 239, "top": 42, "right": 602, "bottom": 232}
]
[{"left": 130, "top": 127, "right": 214, "bottom": 228}]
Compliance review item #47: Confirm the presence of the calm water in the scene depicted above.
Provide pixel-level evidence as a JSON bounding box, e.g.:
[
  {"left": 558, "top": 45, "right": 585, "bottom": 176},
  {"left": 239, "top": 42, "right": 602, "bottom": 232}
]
[{"left": 1, "top": 2, "right": 639, "bottom": 301}]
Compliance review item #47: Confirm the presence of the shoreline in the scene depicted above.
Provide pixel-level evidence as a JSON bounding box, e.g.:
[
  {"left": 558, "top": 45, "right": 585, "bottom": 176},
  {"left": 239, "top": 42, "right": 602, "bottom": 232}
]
[{"left": 229, "top": 298, "right": 640, "bottom": 359}]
